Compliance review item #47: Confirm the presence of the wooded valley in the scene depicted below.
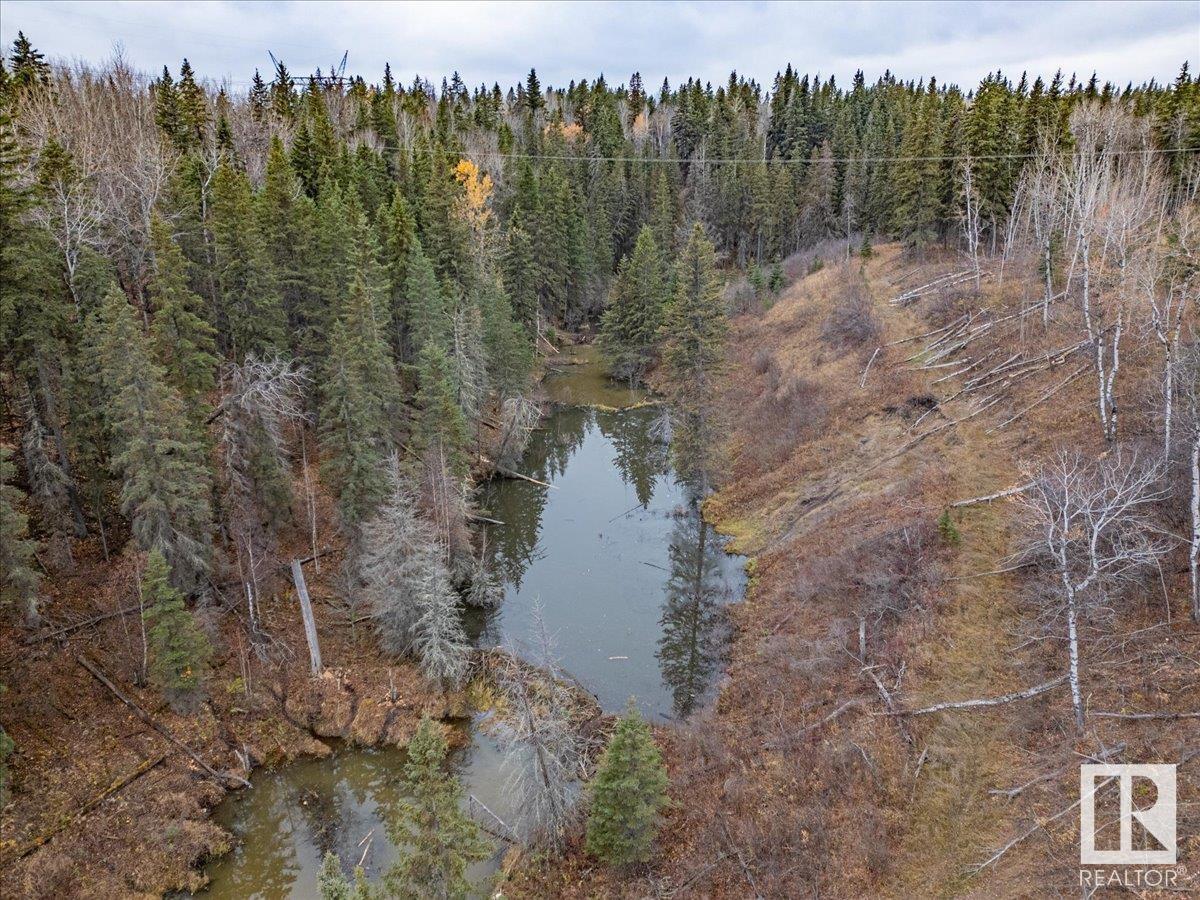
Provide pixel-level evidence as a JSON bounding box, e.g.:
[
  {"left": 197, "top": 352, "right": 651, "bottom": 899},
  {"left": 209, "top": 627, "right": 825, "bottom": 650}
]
[{"left": 0, "top": 25, "right": 1198, "bottom": 898}]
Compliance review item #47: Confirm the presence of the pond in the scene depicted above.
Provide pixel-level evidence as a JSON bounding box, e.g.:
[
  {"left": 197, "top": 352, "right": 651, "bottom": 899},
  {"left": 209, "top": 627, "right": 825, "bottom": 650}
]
[{"left": 195, "top": 348, "right": 745, "bottom": 897}]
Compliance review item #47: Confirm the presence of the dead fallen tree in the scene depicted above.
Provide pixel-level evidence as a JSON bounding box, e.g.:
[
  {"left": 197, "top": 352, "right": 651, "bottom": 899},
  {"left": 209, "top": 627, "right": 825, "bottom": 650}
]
[
  {"left": 890, "top": 674, "right": 1068, "bottom": 716},
  {"left": 889, "top": 269, "right": 984, "bottom": 307},
  {"left": 4, "top": 751, "right": 169, "bottom": 863},
  {"left": 75, "top": 654, "right": 249, "bottom": 787},
  {"left": 33, "top": 603, "right": 142, "bottom": 643},
  {"left": 949, "top": 482, "right": 1034, "bottom": 508},
  {"left": 1092, "top": 710, "right": 1200, "bottom": 720}
]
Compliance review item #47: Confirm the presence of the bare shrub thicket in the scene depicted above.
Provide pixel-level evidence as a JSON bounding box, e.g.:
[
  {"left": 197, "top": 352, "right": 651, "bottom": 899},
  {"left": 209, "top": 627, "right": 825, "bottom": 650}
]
[
  {"left": 19, "top": 53, "right": 177, "bottom": 302},
  {"left": 1055, "top": 102, "right": 1165, "bottom": 442},
  {"left": 820, "top": 270, "right": 880, "bottom": 349},
  {"left": 745, "top": 358, "right": 827, "bottom": 468}
]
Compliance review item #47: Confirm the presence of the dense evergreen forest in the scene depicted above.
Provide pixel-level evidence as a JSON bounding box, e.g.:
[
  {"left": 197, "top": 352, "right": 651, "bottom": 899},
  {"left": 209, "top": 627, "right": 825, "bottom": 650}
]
[{"left": 1, "top": 27, "right": 1199, "bottom": 894}]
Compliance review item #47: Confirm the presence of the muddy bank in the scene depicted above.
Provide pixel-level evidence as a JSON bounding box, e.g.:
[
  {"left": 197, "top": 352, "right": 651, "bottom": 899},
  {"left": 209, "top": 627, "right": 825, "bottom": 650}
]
[{"left": 0, "top": 594, "right": 447, "bottom": 899}]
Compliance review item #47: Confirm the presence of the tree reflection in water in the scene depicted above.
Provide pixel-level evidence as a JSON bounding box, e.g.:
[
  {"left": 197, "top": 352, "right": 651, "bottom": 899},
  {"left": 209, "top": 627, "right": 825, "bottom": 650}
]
[
  {"left": 473, "top": 399, "right": 742, "bottom": 717},
  {"left": 656, "top": 512, "right": 733, "bottom": 718}
]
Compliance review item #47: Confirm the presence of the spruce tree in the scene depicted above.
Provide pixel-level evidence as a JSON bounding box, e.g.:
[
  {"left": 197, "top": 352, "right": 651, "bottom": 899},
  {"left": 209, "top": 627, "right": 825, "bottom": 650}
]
[
  {"left": 660, "top": 225, "right": 727, "bottom": 487},
  {"left": 891, "top": 79, "right": 945, "bottom": 245},
  {"left": 404, "top": 240, "right": 449, "bottom": 357},
  {"left": 153, "top": 67, "right": 183, "bottom": 146},
  {"left": 176, "top": 59, "right": 209, "bottom": 151},
  {"left": 8, "top": 32, "right": 50, "bottom": 91},
  {"left": 0, "top": 447, "right": 40, "bottom": 626},
  {"left": 379, "top": 187, "right": 418, "bottom": 356},
  {"left": 383, "top": 717, "right": 490, "bottom": 899},
  {"left": 148, "top": 218, "right": 217, "bottom": 406},
  {"left": 413, "top": 342, "right": 470, "bottom": 480},
  {"left": 480, "top": 279, "right": 534, "bottom": 399},
  {"left": 319, "top": 268, "right": 395, "bottom": 530},
  {"left": 248, "top": 69, "right": 269, "bottom": 121},
  {"left": 89, "top": 286, "right": 213, "bottom": 591},
  {"left": 211, "top": 159, "right": 287, "bottom": 358},
  {"left": 258, "top": 135, "right": 315, "bottom": 357},
  {"left": 585, "top": 700, "right": 669, "bottom": 867},
  {"left": 502, "top": 220, "right": 539, "bottom": 335},
  {"left": 142, "top": 547, "right": 211, "bottom": 712},
  {"left": 317, "top": 852, "right": 371, "bottom": 900},
  {"left": 317, "top": 852, "right": 350, "bottom": 900},
  {"left": 599, "top": 225, "right": 667, "bottom": 381}
]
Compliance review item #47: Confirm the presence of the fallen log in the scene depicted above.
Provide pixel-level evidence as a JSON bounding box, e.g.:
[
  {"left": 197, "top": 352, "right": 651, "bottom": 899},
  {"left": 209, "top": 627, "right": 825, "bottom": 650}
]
[
  {"left": 889, "top": 269, "right": 978, "bottom": 306},
  {"left": 468, "top": 794, "right": 518, "bottom": 844},
  {"left": 767, "top": 699, "right": 867, "bottom": 750},
  {"left": 987, "top": 363, "right": 1089, "bottom": 433},
  {"left": 969, "top": 775, "right": 1114, "bottom": 876},
  {"left": 496, "top": 468, "right": 557, "bottom": 489},
  {"left": 33, "top": 604, "right": 142, "bottom": 644},
  {"left": 944, "top": 561, "right": 1037, "bottom": 582},
  {"left": 859, "top": 346, "right": 881, "bottom": 387},
  {"left": 291, "top": 559, "right": 323, "bottom": 675},
  {"left": 891, "top": 674, "right": 1068, "bottom": 716},
  {"left": 885, "top": 314, "right": 968, "bottom": 348},
  {"left": 949, "top": 482, "right": 1034, "bottom": 508},
  {"left": 75, "top": 655, "right": 249, "bottom": 787},
  {"left": 5, "top": 751, "right": 169, "bottom": 863},
  {"left": 1092, "top": 710, "right": 1200, "bottom": 720},
  {"left": 466, "top": 512, "right": 505, "bottom": 526}
]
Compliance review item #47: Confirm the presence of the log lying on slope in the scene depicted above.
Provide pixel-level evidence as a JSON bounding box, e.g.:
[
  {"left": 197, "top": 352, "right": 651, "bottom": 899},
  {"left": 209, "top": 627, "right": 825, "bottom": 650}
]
[
  {"left": 4, "top": 751, "right": 169, "bottom": 863},
  {"left": 889, "top": 674, "right": 1069, "bottom": 716},
  {"left": 75, "top": 654, "right": 249, "bottom": 788}
]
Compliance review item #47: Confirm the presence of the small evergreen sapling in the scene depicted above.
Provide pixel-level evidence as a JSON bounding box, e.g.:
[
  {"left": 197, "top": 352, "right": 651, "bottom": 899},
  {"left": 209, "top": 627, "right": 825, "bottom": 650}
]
[
  {"left": 937, "top": 508, "right": 961, "bottom": 546},
  {"left": 384, "top": 717, "right": 490, "bottom": 899},
  {"left": 316, "top": 851, "right": 371, "bottom": 900},
  {"left": 585, "top": 700, "right": 669, "bottom": 867},
  {"left": 142, "top": 547, "right": 212, "bottom": 712}
]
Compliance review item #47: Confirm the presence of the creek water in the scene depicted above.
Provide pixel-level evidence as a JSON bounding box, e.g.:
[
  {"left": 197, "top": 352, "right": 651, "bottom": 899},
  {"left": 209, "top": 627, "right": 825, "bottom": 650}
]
[{"left": 195, "top": 348, "right": 745, "bottom": 897}]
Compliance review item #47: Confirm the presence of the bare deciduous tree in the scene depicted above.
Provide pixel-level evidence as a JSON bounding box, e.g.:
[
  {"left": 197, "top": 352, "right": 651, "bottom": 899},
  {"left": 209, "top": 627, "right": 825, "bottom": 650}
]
[
  {"left": 19, "top": 52, "right": 179, "bottom": 304},
  {"left": 1179, "top": 341, "right": 1200, "bottom": 623},
  {"left": 1140, "top": 187, "right": 1199, "bottom": 460},
  {"left": 217, "top": 355, "right": 308, "bottom": 615},
  {"left": 1014, "top": 449, "right": 1168, "bottom": 730},
  {"left": 1057, "top": 102, "right": 1165, "bottom": 442},
  {"left": 1007, "top": 133, "right": 1064, "bottom": 328},
  {"left": 499, "top": 605, "right": 583, "bottom": 851},
  {"left": 959, "top": 158, "right": 983, "bottom": 294}
]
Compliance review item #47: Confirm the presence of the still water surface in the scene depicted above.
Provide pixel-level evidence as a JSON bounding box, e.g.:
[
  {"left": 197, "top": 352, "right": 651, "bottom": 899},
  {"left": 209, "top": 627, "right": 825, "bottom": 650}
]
[{"left": 196, "top": 352, "right": 744, "bottom": 897}]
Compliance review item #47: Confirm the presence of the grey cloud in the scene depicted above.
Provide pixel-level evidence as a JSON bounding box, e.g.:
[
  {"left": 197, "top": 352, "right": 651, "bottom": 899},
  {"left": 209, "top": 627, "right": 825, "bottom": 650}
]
[{"left": 1, "top": 0, "right": 1194, "bottom": 91}]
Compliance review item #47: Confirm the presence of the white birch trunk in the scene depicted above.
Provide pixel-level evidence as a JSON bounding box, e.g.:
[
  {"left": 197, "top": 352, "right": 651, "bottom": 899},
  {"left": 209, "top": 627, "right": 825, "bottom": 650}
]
[
  {"left": 1192, "top": 429, "right": 1200, "bottom": 623},
  {"left": 1064, "top": 578, "right": 1086, "bottom": 732}
]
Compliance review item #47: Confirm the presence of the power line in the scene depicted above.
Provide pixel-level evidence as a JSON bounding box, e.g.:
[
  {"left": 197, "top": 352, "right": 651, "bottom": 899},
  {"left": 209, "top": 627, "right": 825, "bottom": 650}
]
[{"left": 472, "top": 146, "right": 1197, "bottom": 165}]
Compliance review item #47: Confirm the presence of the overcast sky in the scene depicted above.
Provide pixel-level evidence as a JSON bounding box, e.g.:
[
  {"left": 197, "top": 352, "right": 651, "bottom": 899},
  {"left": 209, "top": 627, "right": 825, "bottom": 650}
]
[{"left": 2, "top": 1, "right": 1196, "bottom": 92}]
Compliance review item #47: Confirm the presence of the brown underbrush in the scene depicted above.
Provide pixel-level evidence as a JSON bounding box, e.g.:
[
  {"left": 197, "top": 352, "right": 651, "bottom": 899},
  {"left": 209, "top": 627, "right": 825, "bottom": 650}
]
[{"left": 514, "top": 243, "right": 1198, "bottom": 897}]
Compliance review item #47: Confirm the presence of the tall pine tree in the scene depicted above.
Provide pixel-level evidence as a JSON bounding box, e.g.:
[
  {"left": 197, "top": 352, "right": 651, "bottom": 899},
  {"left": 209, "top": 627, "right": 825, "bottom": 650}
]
[
  {"left": 599, "top": 225, "right": 668, "bottom": 381},
  {"left": 89, "top": 286, "right": 213, "bottom": 591}
]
